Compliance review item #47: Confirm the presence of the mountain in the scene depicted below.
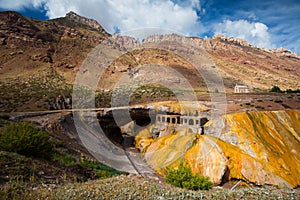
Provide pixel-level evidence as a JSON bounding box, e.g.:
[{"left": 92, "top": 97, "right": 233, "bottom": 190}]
[
  {"left": 0, "top": 11, "right": 109, "bottom": 111},
  {"left": 108, "top": 33, "right": 300, "bottom": 91},
  {"left": 0, "top": 11, "right": 109, "bottom": 79},
  {"left": 0, "top": 11, "right": 299, "bottom": 112}
]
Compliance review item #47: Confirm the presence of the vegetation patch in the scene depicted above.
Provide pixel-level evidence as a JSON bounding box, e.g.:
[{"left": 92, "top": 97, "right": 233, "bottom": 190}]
[
  {"left": 79, "top": 159, "right": 127, "bottom": 179},
  {"left": 270, "top": 86, "right": 300, "bottom": 93},
  {"left": 0, "top": 122, "right": 54, "bottom": 159},
  {"left": 0, "top": 67, "right": 72, "bottom": 112},
  {"left": 51, "top": 151, "right": 77, "bottom": 167},
  {"left": 166, "top": 162, "right": 213, "bottom": 191},
  {"left": 255, "top": 106, "right": 264, "bottom": 110},
  {"left": 0, "top": 121, "right": 126, "bottom": 187},
  {"left": 274, "top": 99, "right": 283, "bottom": 103},
  {"left": 1, "top": 174, "right": 298, "bottom": 200}
]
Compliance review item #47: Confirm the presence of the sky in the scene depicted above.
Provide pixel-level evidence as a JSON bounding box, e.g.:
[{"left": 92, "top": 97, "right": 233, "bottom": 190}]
[{"left": 0, "top": 0, "right": 299, "bottom": 54}]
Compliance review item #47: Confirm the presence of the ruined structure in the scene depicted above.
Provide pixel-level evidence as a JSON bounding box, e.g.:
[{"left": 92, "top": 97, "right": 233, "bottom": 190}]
[{"left": 155, "top": 113, "right": 209, "bottom": 136}]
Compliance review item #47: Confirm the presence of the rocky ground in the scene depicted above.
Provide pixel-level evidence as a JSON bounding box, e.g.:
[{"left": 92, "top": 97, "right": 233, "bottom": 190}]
[{"left": 1, "top": 174, "right": 299, "bottom": 200}]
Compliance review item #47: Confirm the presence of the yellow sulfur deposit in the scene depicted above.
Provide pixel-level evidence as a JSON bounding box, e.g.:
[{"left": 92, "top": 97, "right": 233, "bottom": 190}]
[{"left": 136, "top": 110, "right": 300, "bottom": 188}]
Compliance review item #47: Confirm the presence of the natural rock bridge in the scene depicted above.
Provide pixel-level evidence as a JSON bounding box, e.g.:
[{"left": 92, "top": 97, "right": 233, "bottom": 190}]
[
  {"left": 155, "top": 113, "right": 209, "bottom": 136},
  {"left": 7, "top": 105, "right": 210, "bottom": 179}
]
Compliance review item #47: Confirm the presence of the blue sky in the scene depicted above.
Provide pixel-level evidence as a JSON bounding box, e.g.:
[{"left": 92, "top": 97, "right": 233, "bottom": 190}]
[{"left": 0, "top": 0, "right": 299, "bottom": 53}]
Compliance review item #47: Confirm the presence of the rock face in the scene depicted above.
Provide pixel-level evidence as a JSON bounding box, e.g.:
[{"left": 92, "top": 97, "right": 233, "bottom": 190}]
[
  {"left": 112, "top": 34, "right": 139, "bottom": 49},
  {"left": 271, "top": 47, "right": 300, "bottom": 59},
  {"left": 66, "top": 11, "right": 107, "bottom": 34},
  {"left": 48, "top": 95, "right": 71, "bottom": 110},
  {"left": 210, "top": 34, "right": 252, "bottom": 48},
  {"left": 136, "top": 110, "right": 300, "bottom": 188}
]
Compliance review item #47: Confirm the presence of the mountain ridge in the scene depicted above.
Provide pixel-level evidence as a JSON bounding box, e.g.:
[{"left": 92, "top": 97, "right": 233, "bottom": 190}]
[{"left": 0, "top": 11, "right": 299, "bottom": 112}]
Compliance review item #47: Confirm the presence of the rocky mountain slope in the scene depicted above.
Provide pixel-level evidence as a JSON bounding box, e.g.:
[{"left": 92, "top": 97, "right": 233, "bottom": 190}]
[
  {"left": 0, "top": 11, "right": 108, "bottom": 80},
  {"left": 0, "top": 11, "right": 299, "bottom": 112},
  {"left": 203, "top": 35, "right": 300, "bottom": 91},
  {"left": 0, "top": 11, "right": 109, "bottom": 111},
  {"left": 90, "top": 32, "right": 300, "bottom": 91}
]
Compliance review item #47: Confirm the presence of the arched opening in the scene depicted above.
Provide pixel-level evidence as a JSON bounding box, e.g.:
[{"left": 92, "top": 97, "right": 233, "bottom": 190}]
[
  {"left": 177, "top": 116, "right": 180, "bottom": 124},
  {"left": 189, "top": 119, "right": 194, "bottom": 125},
  {"left": 157, "top": 116, "right": 161, "bottom": 122},
  {"left": 200, "top": 118, "right": 209, "bottom": 126},
  {"left": 171, "top": 118, "right": 176, "bottom": 124},
  {"left": 167, "top": 117, "right": 170, "bottom": 123}
]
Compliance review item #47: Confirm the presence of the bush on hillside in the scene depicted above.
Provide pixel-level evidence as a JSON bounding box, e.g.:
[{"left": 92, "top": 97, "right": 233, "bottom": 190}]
[
  {"left": 80, "top": 159, "right": 128, "bottom": 179},
  {"left": 166, "top": 162, "right": 213, "bottom": 190},
  {"left": 270, "top": 86, "right": 282, "bottom": 93},
  {"left": 0, "top": 122, "right": 54, "bottom": 159}
]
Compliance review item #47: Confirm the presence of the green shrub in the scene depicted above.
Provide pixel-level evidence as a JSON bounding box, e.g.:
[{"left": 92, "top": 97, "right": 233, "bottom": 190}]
[
  {"left": 51, "top": 151, "right": 77, "bottom": 166},
  {"left": 0, "top": 122, "right": 54, "bottom": 159},
  {"left": 274, "top": 99, "right": 283, "bottom": 103},
  {"left": 270, "top": 86, "right": 282, "bottom": 93},
  {"left": 166, "top": 162, "right": 213, "bottom": 190},
  {"left": 255, "top": 106, "right": 264, "bottom": 109},
  {"left": 80, "top": 159, "right": 128, "bottom": 179},
  {"left": 182, "top": 173, "right": 213, "bottom": 190},
  {"left": 286, "top": 89, "right": 300, "bottom": 93}
]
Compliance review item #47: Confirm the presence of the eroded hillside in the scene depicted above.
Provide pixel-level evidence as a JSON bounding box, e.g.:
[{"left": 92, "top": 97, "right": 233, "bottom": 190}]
[
  {"left": 0, "top": 11, "right": 299, "bottom": 112},
  {"left": 0, "top": 11, "right": 109, "bottom": 111},
  {"left": 204, "top": 35, "right": 300, "bottom": 90}
]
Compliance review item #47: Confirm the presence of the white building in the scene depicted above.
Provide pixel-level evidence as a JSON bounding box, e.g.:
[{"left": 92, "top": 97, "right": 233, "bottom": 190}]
[{"left": 234, "top": 84, "right": 249, "bottom": 93}]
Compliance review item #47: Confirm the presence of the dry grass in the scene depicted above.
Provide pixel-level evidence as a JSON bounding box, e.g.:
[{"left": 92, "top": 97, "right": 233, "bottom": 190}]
[{"left": 1, "top": 174, "right": 298, "bottom": 200}]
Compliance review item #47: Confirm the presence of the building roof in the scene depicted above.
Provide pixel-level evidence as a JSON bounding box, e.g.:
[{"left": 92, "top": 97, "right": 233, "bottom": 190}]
[{"left": 235, "top": 85, "right": 248, "bottom": 88}]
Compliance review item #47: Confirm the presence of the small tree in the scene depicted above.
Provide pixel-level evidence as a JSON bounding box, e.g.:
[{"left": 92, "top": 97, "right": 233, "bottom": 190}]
[
  {"left": 166, "top": 162, "right": 213, "bottom": 190},
  {"left": 0, "top": 122, "right": 54, "bottom": 159},
  {"left": 270, "top": 86, "right": 282, "bottom": 93}
]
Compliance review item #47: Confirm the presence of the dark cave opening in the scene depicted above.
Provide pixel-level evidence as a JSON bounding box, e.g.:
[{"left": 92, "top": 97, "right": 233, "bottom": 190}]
[{"left": 97, "top": 108, "right": 155, "bottom": 148}]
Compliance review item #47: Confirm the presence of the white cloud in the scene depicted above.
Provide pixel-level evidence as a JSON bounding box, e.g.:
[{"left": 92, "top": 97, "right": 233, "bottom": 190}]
[
  {"left": 214, "top": 19, "right": 274, "bottom": 49},
  {"left": 65, "top": 0, "right": 203, "bottom": 38},
  {"left": 0, "top": 0, "right": 203, "bottom": 38},
  {"left": 0, "top": 0, "right": 34, "bottom": 10}
]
